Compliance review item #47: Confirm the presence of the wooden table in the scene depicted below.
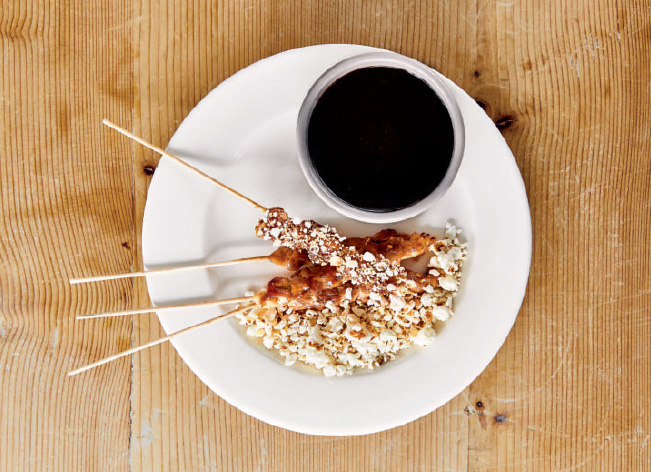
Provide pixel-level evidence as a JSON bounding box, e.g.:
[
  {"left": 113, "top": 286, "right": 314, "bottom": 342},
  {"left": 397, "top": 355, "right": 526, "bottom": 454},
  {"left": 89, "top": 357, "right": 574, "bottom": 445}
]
[{"left": 1, "top": 1, "right": 650, "bottom": 470}]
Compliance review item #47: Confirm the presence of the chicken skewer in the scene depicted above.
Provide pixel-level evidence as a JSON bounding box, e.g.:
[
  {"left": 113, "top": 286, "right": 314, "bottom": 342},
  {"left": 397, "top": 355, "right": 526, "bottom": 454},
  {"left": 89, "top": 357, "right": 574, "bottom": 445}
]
[
  {"left": 68, "top": 304, "right": 253, "bottom": 376},
  {"left": 258, "top": 263, "right": 440, "bottom": 310},
  {"left": 69, "top": 248, "right": 309, "bottom": 285},
  {"left": 69, "top": 255, "right": 272, "bottom": 284},
  {"left": 101, "top": 121, "right": 437, "bottom": 295},
  {"left": 68, "top": 257, "right": 442, "bottom": 376},
  {"left": 256, "top": 208, "right": 438, "bottom": 295},
  {"left": 75, "top": 296, "right": 255, "bottom": 320},
  {"left": 70, "top": 229, "right": 434, "bottom": 285},
  {"left": 73, "top": 230, "right": 435, "bottom": 319},
  {"left": 102, "top": 119, "right": 268, "bottom": 212},
  {"left": 69, "top": 230, "right": 444, "bottom": 374}
]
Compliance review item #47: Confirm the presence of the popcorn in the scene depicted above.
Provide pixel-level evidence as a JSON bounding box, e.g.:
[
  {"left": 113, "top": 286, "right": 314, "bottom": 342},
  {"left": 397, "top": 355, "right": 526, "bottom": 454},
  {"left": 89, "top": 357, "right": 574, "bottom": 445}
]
[
  {"left": 239, "top": 223, "right": 468, "bottom": 376},
  {"left": 439, "top": 276, "right": 459, "bottom": 292},
  {"left": 380, "top": 329, "right": 398, "bottom": 342},
  {"left": 389, "top": 294, "right": 408, "bottom": 312},
  {"left": 413, "top": 327, "right": 436, "bottom": 346},
  {"left": 431, "top": 306, "right": 451, "bottom": 322}
]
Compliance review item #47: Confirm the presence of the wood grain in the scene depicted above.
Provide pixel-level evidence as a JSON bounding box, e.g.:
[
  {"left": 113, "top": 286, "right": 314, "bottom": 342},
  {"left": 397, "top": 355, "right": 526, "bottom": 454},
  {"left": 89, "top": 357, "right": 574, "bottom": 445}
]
[
  {"left": 0, "top": 1, "right": 134, "bottom": 471},
  {"left": 1, "top": 0, "right": 650, "bottom": 471}
]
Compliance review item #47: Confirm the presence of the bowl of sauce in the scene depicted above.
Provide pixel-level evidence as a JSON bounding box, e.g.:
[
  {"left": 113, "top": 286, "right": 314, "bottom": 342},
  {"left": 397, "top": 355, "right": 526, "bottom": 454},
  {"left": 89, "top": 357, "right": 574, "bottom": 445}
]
[{"left": 297, "top": 51, "right": 465, "bottom": 223}]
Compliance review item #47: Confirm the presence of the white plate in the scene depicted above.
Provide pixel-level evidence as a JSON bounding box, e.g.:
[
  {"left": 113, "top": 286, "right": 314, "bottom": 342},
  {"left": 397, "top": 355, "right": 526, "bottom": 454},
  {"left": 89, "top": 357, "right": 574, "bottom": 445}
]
[{"left": 142, "top": 45, "right": 532, "bottom": 436}]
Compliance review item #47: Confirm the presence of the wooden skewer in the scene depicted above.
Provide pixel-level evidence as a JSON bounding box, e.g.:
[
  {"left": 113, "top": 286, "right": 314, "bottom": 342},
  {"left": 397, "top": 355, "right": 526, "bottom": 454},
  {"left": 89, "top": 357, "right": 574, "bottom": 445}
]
[
  {"left": 68, "top": 304, "right": 255, "bottom": 376},
  {"left": 102, "top": 119, "right": 268, "bottom": 213},
  {"left": 75, "top": 295, "right": 255, "bottom": 320},
  {"left": 69, "top": 255, "right": 271, "bottom": 285}
]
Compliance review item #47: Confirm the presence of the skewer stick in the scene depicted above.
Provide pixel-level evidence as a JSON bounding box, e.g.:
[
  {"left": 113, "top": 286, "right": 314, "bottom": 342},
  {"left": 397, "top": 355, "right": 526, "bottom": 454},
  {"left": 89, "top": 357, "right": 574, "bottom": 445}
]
[
  {"left": 75, "top": 295, "right": 255, "bottom": 320},
  {"left": 69, "top": 255, "right": 270, "bottom": 285},
  {"left": 102, "top": 119, "right": 268, "bottom": 213},
  {"left": 68, "top": 304, "right": 255, "bottom": 376}
]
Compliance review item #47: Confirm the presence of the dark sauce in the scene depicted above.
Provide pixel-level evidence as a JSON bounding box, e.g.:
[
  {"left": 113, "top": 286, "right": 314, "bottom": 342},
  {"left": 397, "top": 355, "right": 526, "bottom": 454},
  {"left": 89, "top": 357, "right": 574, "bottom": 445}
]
[{"left": 307, "top": 67, "right": 454, "bottom": 211}]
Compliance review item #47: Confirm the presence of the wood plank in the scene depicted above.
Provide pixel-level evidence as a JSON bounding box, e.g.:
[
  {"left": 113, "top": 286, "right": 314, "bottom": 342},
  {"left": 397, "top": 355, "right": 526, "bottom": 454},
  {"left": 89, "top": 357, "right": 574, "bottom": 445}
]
[
  {"left": 128, "top": 1, "right": 651, "bottom": 470},
  {"left": 0, "top": 1, "right": 134, "bottom": 471},
  {"left": 2, "top": 0, "right": 650, "bottom": 470},
  {"left": 128, "top": 0, "right": 651, "bottom": 470},
  {"left": 466, "top": 2, "right": 651, "bottom": 471}
]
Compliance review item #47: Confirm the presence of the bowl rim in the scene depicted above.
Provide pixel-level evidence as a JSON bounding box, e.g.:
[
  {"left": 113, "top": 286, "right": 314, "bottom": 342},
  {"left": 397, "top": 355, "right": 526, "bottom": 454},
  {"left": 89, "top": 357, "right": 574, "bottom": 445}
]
[{"left": 296, "top": 51, "right": 466, "bottom": 224}]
